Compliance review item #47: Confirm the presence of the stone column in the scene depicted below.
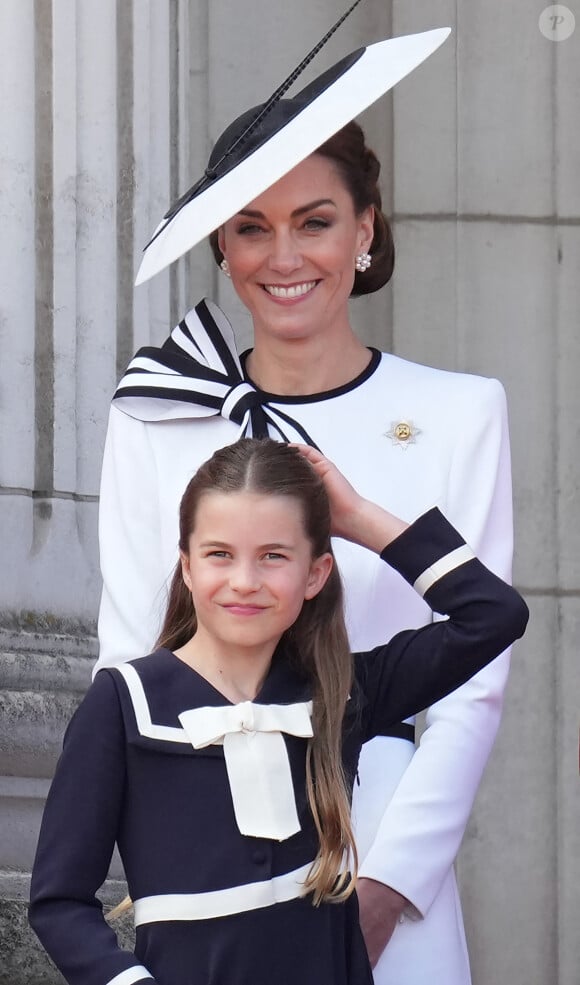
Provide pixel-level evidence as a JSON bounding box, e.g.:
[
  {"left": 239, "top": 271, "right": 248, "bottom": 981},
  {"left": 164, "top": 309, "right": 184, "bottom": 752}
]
[
  {"left": 389, "top": 3, "right": 580, "bottom": 984},
  {"left": 0, "top": 1, "right": 183, "bottom": 978}
]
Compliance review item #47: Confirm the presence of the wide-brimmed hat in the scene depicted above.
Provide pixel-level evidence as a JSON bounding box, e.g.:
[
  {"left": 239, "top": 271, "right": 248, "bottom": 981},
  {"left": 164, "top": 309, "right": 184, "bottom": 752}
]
[{"left": 135, "top": 19, "right": 450, "bottom": 286}]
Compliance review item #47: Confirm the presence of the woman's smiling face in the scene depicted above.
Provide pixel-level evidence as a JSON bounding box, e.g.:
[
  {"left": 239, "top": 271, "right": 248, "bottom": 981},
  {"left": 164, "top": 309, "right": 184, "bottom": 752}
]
[{"left": 218, "top": 153, "right": 374, "bottom": 344}]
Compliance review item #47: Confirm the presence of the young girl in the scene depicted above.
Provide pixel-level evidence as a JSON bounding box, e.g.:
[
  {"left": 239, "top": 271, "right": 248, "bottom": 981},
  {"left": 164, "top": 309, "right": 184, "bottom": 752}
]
[{"left": 29, "top": 439, "right": 527, "bottom": 985}]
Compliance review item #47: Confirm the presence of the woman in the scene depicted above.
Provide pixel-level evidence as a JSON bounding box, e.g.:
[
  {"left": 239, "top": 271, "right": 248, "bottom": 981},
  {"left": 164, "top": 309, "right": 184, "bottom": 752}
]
[{"left": 97, "top": 26, "right": 512, "bottom": 985}]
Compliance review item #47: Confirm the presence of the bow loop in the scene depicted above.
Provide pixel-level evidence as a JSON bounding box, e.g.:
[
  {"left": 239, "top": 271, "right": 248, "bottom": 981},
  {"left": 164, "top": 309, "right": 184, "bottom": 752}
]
[
  {"left": 179, "top": 700, "right": 313, "bottom": 748},
  {"left": 112, "top": 298, "right": 318, "bottom": 447},
  {"left": 222, "top": 382, "right": 263, "bottom": 426},
  {"left": 179, "top": 700, "right": 313, "bottom": 841}
]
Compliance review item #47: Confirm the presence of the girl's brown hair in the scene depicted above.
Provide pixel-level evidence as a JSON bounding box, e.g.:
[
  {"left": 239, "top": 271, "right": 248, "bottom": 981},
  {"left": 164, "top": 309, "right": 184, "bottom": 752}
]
[
  {"left": 158, "top": 438, "right": 357, "bottom": 904},
  {"left": 209, "top": 118, "right": 394, "bottom": 297}
]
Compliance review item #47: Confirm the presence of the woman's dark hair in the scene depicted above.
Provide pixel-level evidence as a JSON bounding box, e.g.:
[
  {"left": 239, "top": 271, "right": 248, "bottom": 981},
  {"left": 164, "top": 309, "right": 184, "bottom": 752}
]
[
  {"left": 157, "top": 438, "right": 357, "bottom": 904},
  {"left": 209, "top": 119, "right": 394, "bottom": 296},
  {"left": 316, "top": 120, "right": 395, "bottom": 295}
]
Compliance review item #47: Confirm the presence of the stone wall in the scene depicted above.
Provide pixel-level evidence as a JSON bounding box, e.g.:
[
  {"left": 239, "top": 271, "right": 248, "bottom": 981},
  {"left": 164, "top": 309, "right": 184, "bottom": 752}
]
[{"left": 1, "top": 2, "right": 578, "bottom": 982}]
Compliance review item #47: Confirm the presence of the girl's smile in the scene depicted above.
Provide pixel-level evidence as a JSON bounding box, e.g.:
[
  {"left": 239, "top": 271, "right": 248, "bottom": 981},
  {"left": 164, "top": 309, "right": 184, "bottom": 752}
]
[
  {"left": 221, "top": 604, "right": 268, "bottom": 615},
  {"left": 177, "top": 490, "right": 332, "bottom": 684}
]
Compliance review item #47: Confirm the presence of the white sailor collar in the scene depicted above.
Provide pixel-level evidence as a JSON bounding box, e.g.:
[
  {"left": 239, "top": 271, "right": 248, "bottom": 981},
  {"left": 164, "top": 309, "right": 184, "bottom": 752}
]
[
  {"left": 106, "top": 647, "right": 314, "bottom": 841},
  {"left": 104, "top": 647, "right": 311, "bottom": 750}
]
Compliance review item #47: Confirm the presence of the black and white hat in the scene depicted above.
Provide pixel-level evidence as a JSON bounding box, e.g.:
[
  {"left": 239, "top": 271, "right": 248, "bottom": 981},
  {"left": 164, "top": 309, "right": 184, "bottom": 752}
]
[{"left": 136, "top": 3, "right": 450, "bottom": 285}]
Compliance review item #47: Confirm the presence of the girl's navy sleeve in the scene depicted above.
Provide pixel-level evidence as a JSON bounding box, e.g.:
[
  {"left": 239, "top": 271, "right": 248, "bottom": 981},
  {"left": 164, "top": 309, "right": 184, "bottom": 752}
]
[
  {"left": 354, "top": 508, "right": 529, "bottom": 744},
  {"left": 29, "top": 670, "right": 156, "bottom": 985}
]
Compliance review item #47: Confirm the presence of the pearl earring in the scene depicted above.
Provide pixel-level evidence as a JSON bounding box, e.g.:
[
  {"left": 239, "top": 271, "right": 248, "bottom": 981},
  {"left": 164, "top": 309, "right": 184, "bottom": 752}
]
[
  {"left": 220, "top": 258, "right": 231, "bottom": 277},
  {"left": 355, "top": 252, "right": 372, "bottom": 273}
]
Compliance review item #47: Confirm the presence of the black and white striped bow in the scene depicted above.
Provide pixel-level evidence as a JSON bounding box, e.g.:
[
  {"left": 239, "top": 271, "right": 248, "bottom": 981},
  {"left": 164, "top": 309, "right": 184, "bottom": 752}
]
[{"left": 113, "top": 299, "right": 317, "bottom": 446}]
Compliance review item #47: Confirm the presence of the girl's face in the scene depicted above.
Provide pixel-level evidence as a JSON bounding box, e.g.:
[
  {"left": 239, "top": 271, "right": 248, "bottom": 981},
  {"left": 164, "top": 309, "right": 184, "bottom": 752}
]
[
  {"left": 218, "top": 154, "right": 374, "bottom": 345},
  {"left": 180, "top": 490, "right": 332, "bottom": 662}
]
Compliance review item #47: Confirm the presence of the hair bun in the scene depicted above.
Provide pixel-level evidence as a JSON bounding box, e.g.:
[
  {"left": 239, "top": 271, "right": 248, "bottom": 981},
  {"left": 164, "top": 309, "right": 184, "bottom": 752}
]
[{"left": 363, "top": 148, "right": 380, "bottom": 186}]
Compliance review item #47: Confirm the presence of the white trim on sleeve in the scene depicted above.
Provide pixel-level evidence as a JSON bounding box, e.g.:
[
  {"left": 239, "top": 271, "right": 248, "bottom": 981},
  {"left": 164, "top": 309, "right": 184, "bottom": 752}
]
[
  {"left": 106, "top": 966, "right": 153, "bottom": 985},
  {"left": 413, "top": 544, "right": 475, "bottom": 597}
]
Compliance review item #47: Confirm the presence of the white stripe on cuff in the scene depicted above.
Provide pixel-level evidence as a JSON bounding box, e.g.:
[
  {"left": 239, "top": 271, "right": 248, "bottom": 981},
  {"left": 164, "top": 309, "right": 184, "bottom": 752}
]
[
  {"left": 413, "top": 544, "right": 475, "bottom": 597},
  {"left": 133, "top": 862, "right": 314, "bottom": 926},
  {"left": 106, "top": 966, "right": 153, "bottom": 985}
]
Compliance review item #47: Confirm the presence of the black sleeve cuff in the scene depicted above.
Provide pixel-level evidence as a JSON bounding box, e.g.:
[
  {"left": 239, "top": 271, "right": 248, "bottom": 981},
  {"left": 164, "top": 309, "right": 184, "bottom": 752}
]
[{"left": 380, "top": 507, "right": 468, "bottom": 586}]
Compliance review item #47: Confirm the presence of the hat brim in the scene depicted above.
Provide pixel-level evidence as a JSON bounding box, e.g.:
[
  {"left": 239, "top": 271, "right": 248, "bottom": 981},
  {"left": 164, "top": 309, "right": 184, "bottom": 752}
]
[{"left": 135, "top": 27, "right": 451, "bottom": 286}]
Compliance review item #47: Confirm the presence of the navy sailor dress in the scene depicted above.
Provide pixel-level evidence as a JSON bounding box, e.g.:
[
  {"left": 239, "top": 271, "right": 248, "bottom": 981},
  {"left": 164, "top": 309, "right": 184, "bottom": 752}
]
[{"left": 29, "top": 509, "right": 528, "bottom": 985}]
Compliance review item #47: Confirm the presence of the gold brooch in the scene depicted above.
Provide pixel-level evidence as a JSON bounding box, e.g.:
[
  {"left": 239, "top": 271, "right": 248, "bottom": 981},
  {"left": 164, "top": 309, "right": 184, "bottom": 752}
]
[{"left": 384, "top": 420, "right": 422, "bottom": 450}]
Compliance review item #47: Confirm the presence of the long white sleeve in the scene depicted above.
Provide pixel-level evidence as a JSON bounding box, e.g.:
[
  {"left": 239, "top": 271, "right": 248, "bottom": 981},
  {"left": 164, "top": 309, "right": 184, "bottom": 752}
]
[
  {"left": 357, "top": 378, "right": 513, "bottom": 916},
  {"left": 97, "top": 406, "right": 169, "bottom": 671}
]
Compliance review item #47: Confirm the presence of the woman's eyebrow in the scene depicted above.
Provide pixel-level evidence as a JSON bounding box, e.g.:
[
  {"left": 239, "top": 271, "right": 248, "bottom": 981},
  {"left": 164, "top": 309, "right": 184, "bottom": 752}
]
[{"left": 237, "top": 199, "right": 336, "bottom": 220}]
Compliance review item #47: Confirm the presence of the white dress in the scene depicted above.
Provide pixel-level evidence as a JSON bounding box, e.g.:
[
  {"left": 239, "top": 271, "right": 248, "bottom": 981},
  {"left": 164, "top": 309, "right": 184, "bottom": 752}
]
[{"left": 97, "top": 300, "right": 513, "bottom": 985}]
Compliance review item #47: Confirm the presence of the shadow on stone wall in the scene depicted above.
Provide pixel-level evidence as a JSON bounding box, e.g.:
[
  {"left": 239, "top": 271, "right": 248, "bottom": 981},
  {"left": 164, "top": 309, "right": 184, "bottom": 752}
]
[{"left": 0, "top": 897, "right": 135, "bottom": 985}]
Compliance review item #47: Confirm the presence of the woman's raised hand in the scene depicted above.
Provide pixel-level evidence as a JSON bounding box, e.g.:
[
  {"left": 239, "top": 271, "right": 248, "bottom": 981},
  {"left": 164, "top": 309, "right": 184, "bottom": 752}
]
[{"left": 293, "top": 445, "right": 409, "bottom": 552}]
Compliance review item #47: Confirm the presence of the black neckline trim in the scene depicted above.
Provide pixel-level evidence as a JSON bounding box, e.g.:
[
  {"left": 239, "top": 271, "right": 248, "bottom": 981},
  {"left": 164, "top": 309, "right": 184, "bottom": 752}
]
[{"left": 240, "top": 347, "right": 382, "bottom": 405}]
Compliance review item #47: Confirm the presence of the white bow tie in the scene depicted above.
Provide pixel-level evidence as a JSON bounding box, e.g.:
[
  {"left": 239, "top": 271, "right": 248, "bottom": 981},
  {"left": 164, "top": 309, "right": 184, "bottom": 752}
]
[{"left": 179, "top": 700, "right": 313, "bottom": 841}]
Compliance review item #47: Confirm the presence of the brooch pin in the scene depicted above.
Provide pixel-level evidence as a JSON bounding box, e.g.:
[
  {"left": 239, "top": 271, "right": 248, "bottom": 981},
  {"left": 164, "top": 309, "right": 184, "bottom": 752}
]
[{"left": 384, "top": 420, "right": 422, "bottom": 450}]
